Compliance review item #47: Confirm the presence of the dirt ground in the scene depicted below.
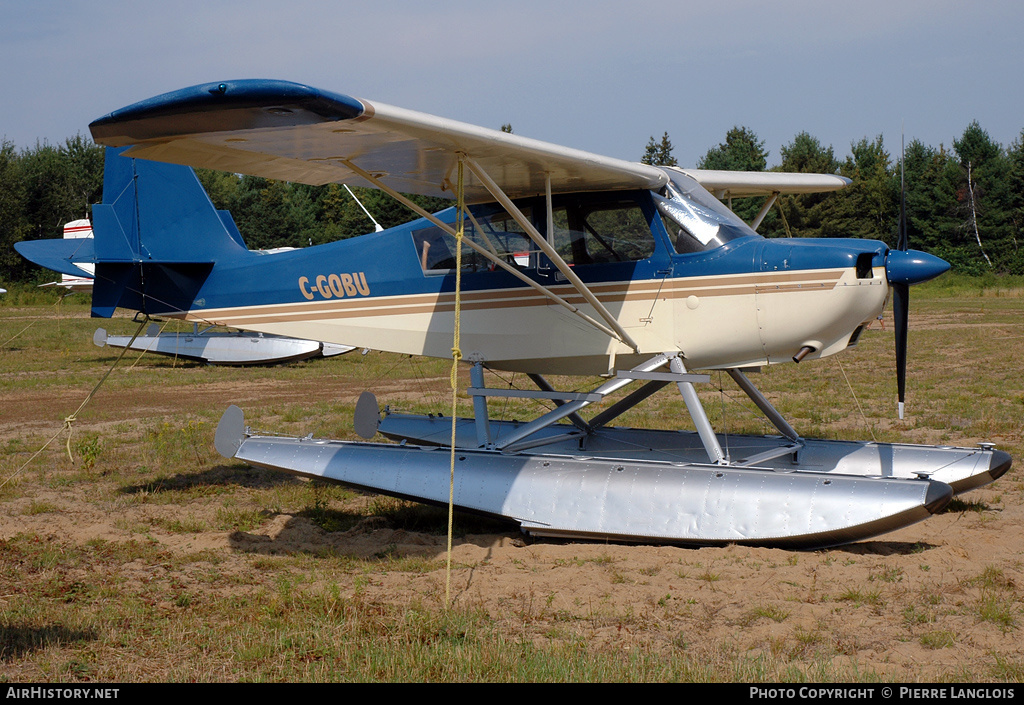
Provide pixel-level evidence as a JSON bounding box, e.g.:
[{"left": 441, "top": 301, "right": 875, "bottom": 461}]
[{"left": 1, "top": 307, "right": 1022, "bottom": 682}]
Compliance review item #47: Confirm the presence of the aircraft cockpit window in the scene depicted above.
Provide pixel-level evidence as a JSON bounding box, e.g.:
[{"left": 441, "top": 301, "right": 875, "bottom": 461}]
[
  {"left": 412, "top": 198, "right": 655, "bottom": 274},
  {"left": 655, "top": 172, "right": 760, "bottom": 254},
  {"left": 550, "top": 201, "right": 654, "bottom": 266},
  {"left": 412, "top": 206, "right": 536, "bottom": 274},
  {"left": 412, "top": 226, "right": 456, "bottom": 271},
  {"left": 656, "top": 205, "right": 704, "bottom": 255}
]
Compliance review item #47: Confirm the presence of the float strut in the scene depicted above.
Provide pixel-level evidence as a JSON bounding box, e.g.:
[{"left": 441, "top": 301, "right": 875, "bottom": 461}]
[
  {"left": 670, "top": 356, "right": 727, "bottom": 464},
  {"left": 470, "top": 362, "right": 492, "bottom": 447},
  {"left": 727, "top": 368, "right": 801, "bottom": 443}
]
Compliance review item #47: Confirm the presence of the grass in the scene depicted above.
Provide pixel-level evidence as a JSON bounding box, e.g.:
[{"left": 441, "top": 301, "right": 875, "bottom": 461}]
[
  {"left": 1, "top": 280, "right": 1023, "bottom": 682},
  {"left": 0, "top": 529, "right": 889, "bottom": 682},
  {"left": 742, "top": 605, "right": 791, "bottom": 625},
  {"left": 920, "top": 630, "right": 956, "bottom": 649},
  {"left": 836, "top": 587, "right": 884, "bottom": 607}
]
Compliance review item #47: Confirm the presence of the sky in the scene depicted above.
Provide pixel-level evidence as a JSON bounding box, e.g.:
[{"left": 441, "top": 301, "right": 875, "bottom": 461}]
[{"left": 2, "top": 0, "right": 1022, "bottom": 168}]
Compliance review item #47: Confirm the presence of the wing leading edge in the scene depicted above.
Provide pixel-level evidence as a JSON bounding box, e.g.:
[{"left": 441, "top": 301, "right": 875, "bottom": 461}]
[
  {"left": 681, "top": 168, "right": 851, "bottom": 197},
  {"left": 90, "top": 79, "right": 668, "bottom": 202}
]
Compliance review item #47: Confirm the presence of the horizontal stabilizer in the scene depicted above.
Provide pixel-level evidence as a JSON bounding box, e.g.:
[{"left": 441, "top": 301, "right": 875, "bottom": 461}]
[{"left": 14, "top": 238, "right": 96, "bottom": 279}]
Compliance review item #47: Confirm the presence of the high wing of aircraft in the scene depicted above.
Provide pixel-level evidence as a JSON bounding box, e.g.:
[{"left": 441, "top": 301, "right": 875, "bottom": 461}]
[{"left": 20, "top": 79, "right": 1010, "bottom": 547}]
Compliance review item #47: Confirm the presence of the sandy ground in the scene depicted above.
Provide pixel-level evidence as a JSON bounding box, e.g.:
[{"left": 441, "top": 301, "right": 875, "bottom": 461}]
[{"left": 1, "top": 310, "right": 1022, "bottom": 681}]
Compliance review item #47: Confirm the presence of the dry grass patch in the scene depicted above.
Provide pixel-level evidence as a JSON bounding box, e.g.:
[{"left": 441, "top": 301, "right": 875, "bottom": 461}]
[{"left": 1, "top": 282, "right": 1023, "bottom": 681}]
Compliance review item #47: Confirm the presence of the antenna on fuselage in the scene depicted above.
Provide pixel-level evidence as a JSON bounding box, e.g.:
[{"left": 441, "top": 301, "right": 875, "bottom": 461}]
[{"left": 344, "top": 184, "right": 385, "bottom": 232}]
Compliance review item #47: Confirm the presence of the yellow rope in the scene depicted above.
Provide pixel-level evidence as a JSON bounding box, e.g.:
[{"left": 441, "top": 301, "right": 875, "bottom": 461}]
[
  {"left": 1, "top": 318, "right": 40, "bottom": 349},
  {"left": 0, "top": 316, "right": 150, "bottom": 491},
  {"left": 1, "top": 296, "right": 66, "bottom": 349},
  {"left": 445, "top": 159, "right": 466, "bottom": 608},
  {"left": 127, "top": 318, "right": 171, "bottom": 370},
  {"left": 835, "top": 356, "right": 877, "bottom": 443}
]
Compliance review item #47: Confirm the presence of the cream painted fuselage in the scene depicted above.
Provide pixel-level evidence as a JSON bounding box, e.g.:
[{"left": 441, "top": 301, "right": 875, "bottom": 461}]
[
  {"left": 187, "top": 259, "right": 890, "bottom": 377},
  {"left": 180, "top": 180, "right": 896, "bottom": 376}
]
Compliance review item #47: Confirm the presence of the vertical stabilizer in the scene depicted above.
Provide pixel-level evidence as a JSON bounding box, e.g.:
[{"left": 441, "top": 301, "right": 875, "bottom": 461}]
[{"left": 88, "top": 147, "right": 251, "bottom": 317}]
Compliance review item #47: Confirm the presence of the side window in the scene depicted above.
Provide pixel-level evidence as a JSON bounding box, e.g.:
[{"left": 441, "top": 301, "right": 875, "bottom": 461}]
[
  {"left": 412, "top": 206, "right": 536, "bottom": 274},
  {"left": 412, "top": 226, "right": 453, "bottom": 270},
  {"left": 551, "top": 200, "right": 654, "bottom": 265},
  {"left": 471, "top": 208, "right": 536, "bottom": 269},
  {"left": 583, "top": 204, "right": 654, "bottom": 262}
]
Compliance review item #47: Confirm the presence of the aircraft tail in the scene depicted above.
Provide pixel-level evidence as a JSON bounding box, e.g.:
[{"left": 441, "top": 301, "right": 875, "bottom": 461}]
[
  {"left": 57, "top": 220, "right": 96, "bottom": 288},
  {"left": 87, "top": 147, "right": 251, "bottom": 317},
  {"left": 17, "top": 147, "right": 250, "bottom": 317}
]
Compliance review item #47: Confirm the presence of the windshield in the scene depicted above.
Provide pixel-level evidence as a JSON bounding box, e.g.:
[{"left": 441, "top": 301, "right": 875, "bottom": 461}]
[{"left": 654, "top": 170, "right": 760, "bottom": 254}]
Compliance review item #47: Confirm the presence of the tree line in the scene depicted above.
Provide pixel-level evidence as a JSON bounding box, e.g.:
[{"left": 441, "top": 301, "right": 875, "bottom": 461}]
[
  {"left": 645, "top": 122, "right": 1024, "bottom": 275},
  {"left": 2, "top": 120, "right": 1022, "bottom": 284}
]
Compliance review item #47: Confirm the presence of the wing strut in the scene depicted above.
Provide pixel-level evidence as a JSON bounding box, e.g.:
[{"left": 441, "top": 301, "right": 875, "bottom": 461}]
[
  {"left": 336, "top": 158, "right": 631, "bottom": 347},
  {"left": 750, "top": 193, "right": 779, "bottom": 232},
  {"left": 464, "top": 158, "right": 640, "bottom": 353}
]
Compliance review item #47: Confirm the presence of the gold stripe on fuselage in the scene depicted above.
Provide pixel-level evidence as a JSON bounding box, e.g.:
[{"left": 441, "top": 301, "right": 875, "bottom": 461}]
[{"left": 185, "top": 269, "right": 845, "bottom": 326}]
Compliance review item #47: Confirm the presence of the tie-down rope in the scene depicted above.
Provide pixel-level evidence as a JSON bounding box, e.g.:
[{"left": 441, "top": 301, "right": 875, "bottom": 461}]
[
  {"left": 445, "top": 159, "right": 466, "bottom": 607},
  {"left": 0, "top": 316, "right": 150, "bottom": 491}
]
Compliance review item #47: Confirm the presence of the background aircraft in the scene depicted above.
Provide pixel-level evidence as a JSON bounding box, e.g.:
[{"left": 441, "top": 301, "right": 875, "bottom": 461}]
[{"left": 33, "top": 217, "right": 354, "bottom": 365}]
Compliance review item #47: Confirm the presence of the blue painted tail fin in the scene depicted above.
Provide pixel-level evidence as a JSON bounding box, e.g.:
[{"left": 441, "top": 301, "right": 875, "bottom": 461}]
[
  {"left": 16, "top": 147, "right": 252, "bottom": 316},
  {"left": 87, "top": 147, "right": 250, "bottom": 316}
]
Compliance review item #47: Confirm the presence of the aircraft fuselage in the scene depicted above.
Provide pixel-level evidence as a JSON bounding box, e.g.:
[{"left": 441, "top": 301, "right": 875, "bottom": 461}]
[{"left": 175, "top": 183, "right": 891, "bottom": 376}]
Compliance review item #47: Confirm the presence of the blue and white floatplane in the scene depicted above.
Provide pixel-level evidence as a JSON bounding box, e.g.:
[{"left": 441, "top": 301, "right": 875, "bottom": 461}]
[{"left": 19, "top": 80, "right": 1010, "bottom": 547}]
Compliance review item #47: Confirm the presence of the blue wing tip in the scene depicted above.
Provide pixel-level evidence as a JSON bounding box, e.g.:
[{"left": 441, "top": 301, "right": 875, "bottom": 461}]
[{"left": 90, "top": 79, "right": 365, "bottom": 144}]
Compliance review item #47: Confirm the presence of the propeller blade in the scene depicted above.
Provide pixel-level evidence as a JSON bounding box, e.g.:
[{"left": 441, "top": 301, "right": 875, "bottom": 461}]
[
  {"left": 886, "top": 249, "right": 948, "bottom": 420},
  {"left": 892, "top": 127, "right": 909, "bottom": 418},
  {"left": 893, "top": 281, "right": 909, "bottom": 420},
  {"left": 898, "top": 131, "right": 908, "bottom": 252}
]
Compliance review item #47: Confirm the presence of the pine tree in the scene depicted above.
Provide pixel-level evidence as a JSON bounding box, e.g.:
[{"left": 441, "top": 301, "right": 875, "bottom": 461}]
[
  {"left": 825, "top": 136, "right": 896, "bottom": 242},
  {"left": 697, "top": 127, "right": 768, "bottom": 225},
  {"left": 641, "top": 132, "right": 677, "bottom": 166},
  {"left": 0, "top": 140, "right": 29, "bottom": 282},
  {"left": 951, "top": 121, "right": 1013, "bottom": 271},
  {"left": 697, "top": 127, "right": 767, "bottom": 172},
  {"left": 765, "top": 132, "right": 840, "bottom": 239}
]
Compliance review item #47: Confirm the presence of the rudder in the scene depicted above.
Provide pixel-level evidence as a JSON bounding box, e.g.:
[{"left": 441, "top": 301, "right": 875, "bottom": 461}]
[{"left": 88, "top": 147, "right": 251, "bottom": 316}]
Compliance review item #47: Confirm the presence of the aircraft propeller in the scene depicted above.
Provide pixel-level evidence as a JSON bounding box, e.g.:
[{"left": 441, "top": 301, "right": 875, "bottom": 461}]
[{"left": 885, "top": 135, "right": 949, "bottom": 419}]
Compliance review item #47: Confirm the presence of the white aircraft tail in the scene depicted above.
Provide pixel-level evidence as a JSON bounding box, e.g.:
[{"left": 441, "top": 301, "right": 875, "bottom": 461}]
[{"left": 60, "top": 220, "right": 95, "bottom": 288}]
